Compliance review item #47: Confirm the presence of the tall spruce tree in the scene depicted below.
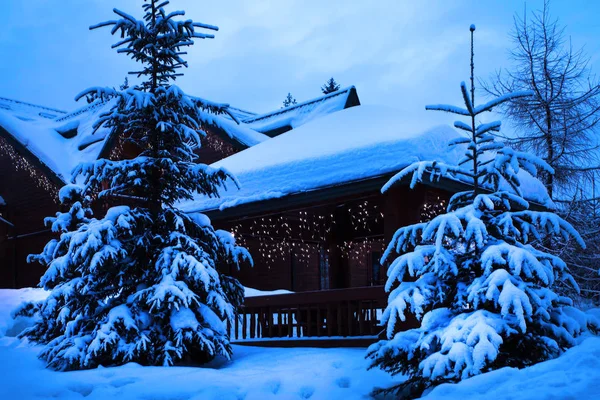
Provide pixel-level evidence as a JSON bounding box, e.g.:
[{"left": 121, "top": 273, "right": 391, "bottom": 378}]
[
  {"left": 368, "top": 25, "right": 598, "bottom": 398},
  {"left": 21, "top": 0, "right": 250, "bottom": 371},
  {"left": 321, "top": 77, "right": 341, "bottom": 94}
]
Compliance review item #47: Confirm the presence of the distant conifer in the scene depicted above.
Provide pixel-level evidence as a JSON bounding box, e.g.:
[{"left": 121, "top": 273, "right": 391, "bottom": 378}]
[
  {"left": 282, "top": 92, "right": 297, "bottom": 108},
  {"left": 321, "top": 77, "right": 340, "bottom": 94}
]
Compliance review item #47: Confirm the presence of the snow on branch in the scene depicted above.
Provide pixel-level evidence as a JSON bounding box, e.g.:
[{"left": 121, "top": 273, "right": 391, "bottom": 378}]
[
  {"left": 454, "top": 121, "right": 472, "bottom": 133},
  {"left": 461, "top": 81, "right": 474, "bottom": 114},
  {"left": 475, "top": 121, "right": 501, "bottom": 135},
  {"left": 425, "top": 104, "right": 470, "bottom": 116},
  {"left": 193, "top": 22, "right": 219, "bottom": 31},
  {"left": 382, "top": 160, "right": 473, "bottom": 193}
]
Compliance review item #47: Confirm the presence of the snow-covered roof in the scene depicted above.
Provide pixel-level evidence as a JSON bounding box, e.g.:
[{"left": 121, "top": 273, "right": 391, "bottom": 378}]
[
  {"left": 0, "top": 96, "right": 66, "bottom": 122},
  {"left": 0, "top": 88, "right": 359, "bottom": 185},
  {"left": 227, "top": 106, "right": 257, "bottom": 122},
  {"left": 0, "top": 98, "right": 268, "bottom": 183},
  {"left": 0, "top": 100, "right": 113, "bottom": 182},
  {"left": 242, "top": 86, "right": 359, "bottom": 136},
  {"left": 180, "top": 105, "right": 552, "bottom": 214}
]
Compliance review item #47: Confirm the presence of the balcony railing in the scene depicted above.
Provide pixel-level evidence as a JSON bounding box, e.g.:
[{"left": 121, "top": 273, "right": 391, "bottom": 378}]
[{"left": 228, "top": 286, "right": 390, "bottom": 343}]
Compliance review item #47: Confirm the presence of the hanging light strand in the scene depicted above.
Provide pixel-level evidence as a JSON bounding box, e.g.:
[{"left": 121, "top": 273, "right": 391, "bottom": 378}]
[
  {"left": 0, "top": 136, "right": 59, "bottom": 202},
  {"left": 231, "top": 199, "right": 384, "bottom": 268}
]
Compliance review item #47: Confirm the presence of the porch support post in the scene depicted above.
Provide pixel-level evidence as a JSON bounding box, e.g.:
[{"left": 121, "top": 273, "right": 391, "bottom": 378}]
[{"left": 382, "top": 184, "right": 425, "bottom": 278}]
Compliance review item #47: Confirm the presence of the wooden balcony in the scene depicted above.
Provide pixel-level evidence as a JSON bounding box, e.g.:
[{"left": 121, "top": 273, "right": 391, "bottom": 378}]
[{"left": 228, "top": 286, "right": 391, "bottom": 347}]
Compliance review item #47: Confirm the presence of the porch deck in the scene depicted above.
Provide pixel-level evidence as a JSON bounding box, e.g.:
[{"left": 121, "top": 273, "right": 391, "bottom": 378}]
[{"left": 229, "top": 286, "right": 399, "bottom": 347}]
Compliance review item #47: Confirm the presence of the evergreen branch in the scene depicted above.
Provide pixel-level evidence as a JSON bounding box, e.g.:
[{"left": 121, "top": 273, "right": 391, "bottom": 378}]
[
  {"left": 460, "top": 81, "right": 474, "bottom": 114},
  {"left": 425, "top": 104, "right": 470, "bottom": 116}
]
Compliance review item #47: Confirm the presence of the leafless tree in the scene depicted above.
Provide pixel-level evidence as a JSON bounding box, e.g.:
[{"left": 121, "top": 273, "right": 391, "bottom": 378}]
[
  {"left": 484, "top": 0, "right": 600, "bottom": 200},
  {"left": 484, "top": 0, "right": 600, "bottom": 304}
]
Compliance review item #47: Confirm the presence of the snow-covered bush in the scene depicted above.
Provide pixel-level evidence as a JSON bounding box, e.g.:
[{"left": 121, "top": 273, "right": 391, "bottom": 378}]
[
  {"left": 21, "top": 0, "right": 250, "bottom": 371},
  {"left": 367, "top": 25, "right": 599, "bottom": 398}
]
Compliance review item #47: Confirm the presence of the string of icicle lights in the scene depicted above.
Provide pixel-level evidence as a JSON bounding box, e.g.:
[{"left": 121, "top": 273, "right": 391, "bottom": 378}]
[
  {"left": 202, "top": 131, "right": 237, "bottom": 158},
  {"left": 0, "top": 135, "right": 58, "bottom": 202},
  {"left": 231, "top": 197, "right": 448, "bottom": 268},
  {"left": 420, "top": 196, "right": 447, "bottom": 223}
]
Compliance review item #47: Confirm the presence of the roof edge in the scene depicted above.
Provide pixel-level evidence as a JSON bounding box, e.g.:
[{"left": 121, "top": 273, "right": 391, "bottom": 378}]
[
  {"left": 0, "top": 96, "right": 67, "bottom": 115},
  {"left": 243, "top": 86, "right": 358, "bottom": 124},
  {"left": 184, "top": 171, "right": 549, "bottom": 221},
  {"left": 0, "top": 124, "right": 66, "bottom": 187}
]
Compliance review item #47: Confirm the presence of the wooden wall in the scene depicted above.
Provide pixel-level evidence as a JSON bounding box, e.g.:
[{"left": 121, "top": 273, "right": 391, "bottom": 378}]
[
  {"left": 219, "top": 184, "right": 451, "bottom": 293},
  {"left": 229, "top": 238, "right": 321, "bottom": 292},
  {"left": 0, "top": 141, "right": 59, "bottom": 288},
  {"left": 0, "top": 132, "right": 451, "bottom": 292}
]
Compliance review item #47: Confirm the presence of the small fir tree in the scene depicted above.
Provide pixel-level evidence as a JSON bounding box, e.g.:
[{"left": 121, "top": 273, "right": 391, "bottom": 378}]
[
  {"left": 119, "top": 77, "right": 130, "bottom": 91},
  {"left": 321, "top": 77, "right": 340, "bottom": 94},
  {"left": 367, "top": 25, "right": 598, "bottom": 398},
  {"left": 22, "top": 0, "right": 250, "bottom": 371},
  {"left": 282, "top": 92, "right": 297, "bottom": 108}
]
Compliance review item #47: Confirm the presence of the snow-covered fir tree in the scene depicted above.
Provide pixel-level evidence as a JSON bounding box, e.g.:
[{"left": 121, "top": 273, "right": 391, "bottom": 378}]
[
  {"left": 119, "top": 77, "right": 130, "bottom": 91},
  {"left": 368, "top": 25, "right": 599, "bottom": 398},
  {"left": 321, "top": 77, "right": 340, "bottom": 94},
  {"left": 21, "top": 0, "right": 251, "bottom": 371},
  {"left": 282, "top": 92, "right": 297, "bottom": 108}
]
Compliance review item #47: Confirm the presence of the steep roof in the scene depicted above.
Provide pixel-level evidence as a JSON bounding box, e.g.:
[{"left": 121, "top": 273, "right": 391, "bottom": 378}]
[
  {"left": 0, "top": 100, "right": 112, "bottom": 182},
  {"left": 0, "top": 89, "right": 357, "bottom": 185},
  {"left": 0, "top": 99, "right": 268, "bottom": 183},
  {"left": 179, "top": 105, "right": 553, "bottom": 215},
  {"left": 242, "top": 86, "right": 360, "bottom": 137},
  {"left": 0, "top": 96, "right": 67, "bottom": 122}
]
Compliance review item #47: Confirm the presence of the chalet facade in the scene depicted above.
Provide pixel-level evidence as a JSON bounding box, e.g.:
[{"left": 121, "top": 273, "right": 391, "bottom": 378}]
[
  {"left": 179, "top": 105, "right": 467, "bottom": 293},
  {"left": 0, "top": 87, "right": 360, "bottom": 288},
  {"left": 0, "top": 88, "right": 551, "bottom": 344}
]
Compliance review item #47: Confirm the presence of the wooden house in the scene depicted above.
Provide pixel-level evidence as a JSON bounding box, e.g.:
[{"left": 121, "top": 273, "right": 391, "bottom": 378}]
[
  {"left": 0, "top": 87, "right": 359, "bottom": 288},
  {"left": 178, "top": 103, "right": 551, "bottom": 344},
  {"left": 0, "top": 88, "right": 551, "bottom": 344}
]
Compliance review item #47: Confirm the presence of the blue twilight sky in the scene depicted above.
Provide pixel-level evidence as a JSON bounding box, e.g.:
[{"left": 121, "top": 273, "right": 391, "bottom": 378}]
[{"left": 1, "top": 0, "right": 600, "bottom": 123}]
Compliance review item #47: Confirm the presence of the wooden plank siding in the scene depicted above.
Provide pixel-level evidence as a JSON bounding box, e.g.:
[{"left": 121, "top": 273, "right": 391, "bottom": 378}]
[{"left": 0, "top": 135, "right": 60, "bottom": 288}]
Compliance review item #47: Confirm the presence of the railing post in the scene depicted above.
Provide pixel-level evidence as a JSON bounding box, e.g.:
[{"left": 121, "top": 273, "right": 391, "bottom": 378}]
[
  {"left": 358, "top": 301, "right": 365, "bottom": 335},
  {"left": 268, "top": 306, "right": 273, "bottom": 338},
  {"left": 258, "top": 309, "right": 262, "bottom": 338},
  {"left": 306, "top": 305, "right": 312, "bottom": 337},
  {"left": 327, "top": 303, "right": 333, "bottom": 336},
  {"left": 235, "top": 311, "right": 240, "bottom": 340},
  {"left": 278, "top": 308, "right": 283, "bottom": 337},
  {"left": 337, "top": 302, "right": 343, "bottom": 336},
  {"left": 316, "top": 306, "right": 322, "bottom": 337},
  {"left": 242, "top": 311, "right": 247, "bottom": 340},
  {"left": 347, "top": 301, "right": 353, "bottom": 336},
  {"left": 296, "top": 306, "right": 301, "bottom": 338},
  {"left": 370, "top": 301, "right": 375, "bottom": 335}
]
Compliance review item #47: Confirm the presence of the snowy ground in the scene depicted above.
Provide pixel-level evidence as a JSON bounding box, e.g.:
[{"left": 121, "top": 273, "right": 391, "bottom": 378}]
[
  {"left": 0, "top": 337, "right": 396, "bottom": 400},
  {"left": 0, "top": 289, "right": 397, "bottom": 400},
  {"left": 1, "top": 288, "right": 599, "bottom": 400},
  {"left": 423, "top": 336, "right": 600, "bottom": 400}
]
